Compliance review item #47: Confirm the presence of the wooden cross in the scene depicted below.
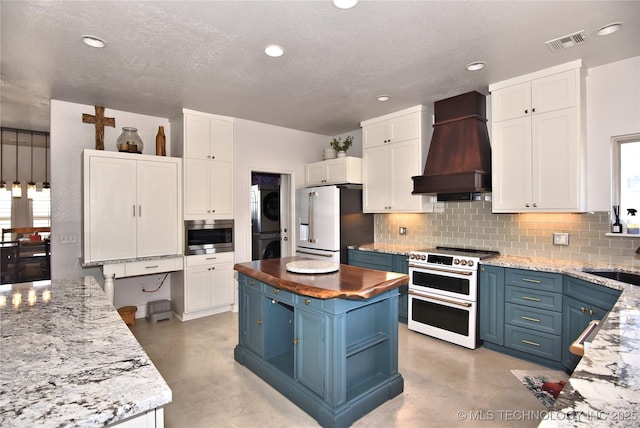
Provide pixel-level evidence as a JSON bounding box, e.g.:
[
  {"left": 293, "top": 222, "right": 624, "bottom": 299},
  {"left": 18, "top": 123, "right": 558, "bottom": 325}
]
[{"left": 82, "top": 106, "right": 115, "bottom": 150}]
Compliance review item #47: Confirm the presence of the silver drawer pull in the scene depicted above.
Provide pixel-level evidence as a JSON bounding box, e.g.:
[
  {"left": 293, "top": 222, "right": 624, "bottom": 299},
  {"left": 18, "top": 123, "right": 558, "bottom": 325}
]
[
  {"left": 522, "top": 339, "right": 541, "bottom": 347},
  {"left": 522, "top": 296, "right": 541, "bottom": 302},
  {"left": 145, "top": 265, "right": 159, "bottom": 269},
  {"left": 521, "top": 316, "right": 541, "bottom": 323},
  {"left": 521, "top": 278, "right": 541, "bottom": 284}
]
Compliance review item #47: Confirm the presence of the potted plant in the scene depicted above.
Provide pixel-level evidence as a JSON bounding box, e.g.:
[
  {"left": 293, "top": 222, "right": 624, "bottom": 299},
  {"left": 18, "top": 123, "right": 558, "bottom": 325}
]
[{"left": 330, "top": 135, "right": 353, "bottom": 157}]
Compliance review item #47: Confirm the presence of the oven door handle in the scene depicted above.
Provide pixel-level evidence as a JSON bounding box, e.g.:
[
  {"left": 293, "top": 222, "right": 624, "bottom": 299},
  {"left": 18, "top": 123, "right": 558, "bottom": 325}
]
[
  {"left": 409, "top": 290, "right": 473, "bottom": 308},
  {"left": 408, "top": 264, "right": 474, "bottom": 276}
]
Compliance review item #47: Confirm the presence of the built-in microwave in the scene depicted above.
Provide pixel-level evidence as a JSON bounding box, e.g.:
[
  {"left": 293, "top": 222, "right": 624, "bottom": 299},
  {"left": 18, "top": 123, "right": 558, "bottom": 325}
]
[{"left": 185, "top": 220, "right": 234, "bottom": 255}]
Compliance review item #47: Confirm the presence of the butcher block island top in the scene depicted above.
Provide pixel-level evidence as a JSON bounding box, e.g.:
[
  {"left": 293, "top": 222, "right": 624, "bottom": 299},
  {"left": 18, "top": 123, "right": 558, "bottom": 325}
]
[
  {"left": 233, "top": 256, "right": 409, "bottom": 300},
  {"left": 0, "top": 277, "right": 171, "bottom": 427},
  {"left": 234, "top": 257, "right": 407, "bottom": 428}
]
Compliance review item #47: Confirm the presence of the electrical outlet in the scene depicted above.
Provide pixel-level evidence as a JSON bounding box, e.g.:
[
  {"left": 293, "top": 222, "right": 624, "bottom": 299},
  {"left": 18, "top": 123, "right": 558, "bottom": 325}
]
[
  {"left": 552, "top": 232, "right": 569, "bottom": 246},
  {"left": 399, "top": 227, "right": 407, "bottom": 235},
  {"left": 59, "top": 233, "right": 77, "bottom": 244}
]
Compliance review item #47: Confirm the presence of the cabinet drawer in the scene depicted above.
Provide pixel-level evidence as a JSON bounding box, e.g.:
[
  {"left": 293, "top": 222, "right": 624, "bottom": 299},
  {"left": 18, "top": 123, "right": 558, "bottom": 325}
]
[
  {"left": 186, "top": 252, "right": 234, "bottom": 267},
  {"left": 505, "top": 324, "right": 562, "bottom": 361},
  {"left": 505, "top": 269, "right": 563, "bottom": 292},
  {"left": 564, "top": 277, "right": 621, "bottom": 310},
  {"left": 505, "top": 285, "right": 562, "bottom": 312},
  {"left": 296, "top": 294, "right": 324, "bottom": 312},
  {"left": 243, "top": 276, "right": 264, "bottom": 291},
  {"left": 124, "top": 257, "right": 183, "bottom": 276},
  {"left": 505, "top": 303, "right": 562, "bottom": 335},
  {"left": 265, "top": 286, "right": 294, "bottom": 304},
  {"left": 348, "top": 250, "right": 393, "bottom": 270}
]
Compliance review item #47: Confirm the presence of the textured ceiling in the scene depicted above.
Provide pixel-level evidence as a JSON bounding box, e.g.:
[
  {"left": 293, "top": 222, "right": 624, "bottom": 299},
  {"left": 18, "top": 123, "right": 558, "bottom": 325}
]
[{"left": 1, "top": 1, "right": 639, "bottom": 136}]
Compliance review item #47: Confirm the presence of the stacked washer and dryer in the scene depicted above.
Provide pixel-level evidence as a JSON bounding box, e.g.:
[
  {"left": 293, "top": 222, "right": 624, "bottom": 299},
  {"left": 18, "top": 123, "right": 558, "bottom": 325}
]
[{"left": 251, "top": 183, "right": 281, "bottom": 260}]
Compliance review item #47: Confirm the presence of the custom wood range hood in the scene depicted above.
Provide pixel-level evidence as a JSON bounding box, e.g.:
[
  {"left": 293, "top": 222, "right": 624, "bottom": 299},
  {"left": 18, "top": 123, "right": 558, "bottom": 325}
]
[{"left": 412, "top": 91, "right": 492, "bottom": 200}]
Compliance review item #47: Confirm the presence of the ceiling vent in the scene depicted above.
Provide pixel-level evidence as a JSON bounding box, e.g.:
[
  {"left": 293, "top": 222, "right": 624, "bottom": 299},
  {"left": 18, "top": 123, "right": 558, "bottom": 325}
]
[{"left": 545, "top": 30, "right": 586, "bottom": 52}]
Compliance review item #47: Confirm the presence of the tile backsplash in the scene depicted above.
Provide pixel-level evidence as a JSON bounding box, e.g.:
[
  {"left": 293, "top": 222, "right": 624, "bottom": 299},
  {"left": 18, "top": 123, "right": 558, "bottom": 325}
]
[{"left": 375, "top": 201, "right": 640, "bottom": 267}]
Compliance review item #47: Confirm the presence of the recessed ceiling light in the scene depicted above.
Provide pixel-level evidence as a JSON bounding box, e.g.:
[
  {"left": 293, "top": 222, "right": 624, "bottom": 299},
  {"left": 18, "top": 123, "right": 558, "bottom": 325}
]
[
  {"left": 595, "top": 22, "right": 623, "bottom": 36},
  {"left": 264, "top": 44, "right": 285, "bottom": 57},
  {"left": 466, "top": 61, "right": 486, "bottom": 71},
  {"left": 81, "top": 35, "right": 106, "bottom": 48},
  {"left": 333, "top": 0, "right": 358, "bottom": 10},
  {"left": 376, "top": 95, "right": 390, "bottom": 102}
]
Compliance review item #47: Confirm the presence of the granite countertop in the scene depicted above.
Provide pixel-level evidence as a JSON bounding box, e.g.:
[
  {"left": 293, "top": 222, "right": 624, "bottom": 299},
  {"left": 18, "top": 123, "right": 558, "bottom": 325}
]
[
  {"left": 0, "top": 277, "right": 171, "bottom": 427},
  {"left": 82, "top": 254, "right": 182, "bottom": 268},
  {"left": 347, "top": 243, "right": 420, "bottom": 255},
  {"left": 481, "top": 256, "right": 640, "bottom": 427},
  {"left": 234, "top": 256, "right": 409, "bottom": 299}
]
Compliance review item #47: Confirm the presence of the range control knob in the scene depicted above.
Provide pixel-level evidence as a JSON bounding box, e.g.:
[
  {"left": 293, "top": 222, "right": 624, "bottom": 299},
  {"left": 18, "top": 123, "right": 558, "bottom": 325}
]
[
  {"left": 468, "top": 260, "right": 475, "bottom": 267},
  {"left": 453, "top": 258, "right": 460, "bottom": 265},
  {"left": 420, "top": 254, "right": 426, "bottom": 261},
  {"left": 460, "top": 259, "right": 468, "bottom": 266}
]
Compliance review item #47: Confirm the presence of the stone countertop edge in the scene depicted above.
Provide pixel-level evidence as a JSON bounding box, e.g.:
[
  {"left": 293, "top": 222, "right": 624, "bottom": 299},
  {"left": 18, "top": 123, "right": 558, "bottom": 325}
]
[
  {"left": 480, "top": 255, "right": 640, "bottom": 427},
  {"left": 347, "top": 243, "right": 419, "bottom": 256},
  {"left": 0, "top": 276, "right": 172, "bottom": 427},
  {"left": 81, "top": 254, "right": 183, "bottom": 267}
]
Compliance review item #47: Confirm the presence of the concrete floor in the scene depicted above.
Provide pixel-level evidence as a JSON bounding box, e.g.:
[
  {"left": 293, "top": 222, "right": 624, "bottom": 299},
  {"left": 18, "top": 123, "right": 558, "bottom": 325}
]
[{"left": 132, "top": 312, "right": 549, "bottom": 428}]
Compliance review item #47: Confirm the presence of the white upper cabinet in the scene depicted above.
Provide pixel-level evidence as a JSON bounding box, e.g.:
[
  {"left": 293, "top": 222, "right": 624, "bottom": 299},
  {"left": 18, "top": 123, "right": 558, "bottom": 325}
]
[
  {"left": 361, "top": 106, "right": 439, "bottom": 213},
  {"left": 174, "top": 109, "right": 234, "bottom": 219},
  {"left": 83, "top": 150, "right": 181, "bottom": 263},
  {"left": 489, "top": 60, "right": 586, "bottom": 213},
  {"left": 305, "top": 156, "right": 362, "bottom": 187}
]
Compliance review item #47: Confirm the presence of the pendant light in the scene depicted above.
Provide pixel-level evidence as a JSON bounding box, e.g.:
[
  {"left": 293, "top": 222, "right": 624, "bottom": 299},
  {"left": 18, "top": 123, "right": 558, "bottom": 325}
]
[
  {"left": 12, "top": 130, "right": 22, "bottom": 198},
  {"left": 27, "top": 132, "right": 36, "bottom": 199},
  {"left": 42, "top": 133, "right": 50, "bottom": 195},
  {"left": 0, "top": 129, "right": 7, "bottom": 192}
]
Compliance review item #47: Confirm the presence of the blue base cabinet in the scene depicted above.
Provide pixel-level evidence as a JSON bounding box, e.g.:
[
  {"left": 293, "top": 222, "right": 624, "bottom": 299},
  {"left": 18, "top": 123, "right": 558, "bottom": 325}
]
[
  {"left": 234, "top": 273, "right": 404, "bottom": 428},
  {"left": 348, "top": 249, "right": 409, "bottom": 323},
  {"left": 479, "top": 266, "right": 622, "bottom": 372},
  {"left": 562, "top": 277, "right": 621, "bottom": 371}
]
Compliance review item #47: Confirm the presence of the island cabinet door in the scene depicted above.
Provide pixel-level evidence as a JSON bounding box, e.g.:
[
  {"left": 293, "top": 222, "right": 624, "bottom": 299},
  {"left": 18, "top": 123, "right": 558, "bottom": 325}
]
[
  {"left": 295, "top": 309, "right": 326, "bottom": 397},
  {"left": 244, "top": 287, "right": 265, "bottom": 357}
]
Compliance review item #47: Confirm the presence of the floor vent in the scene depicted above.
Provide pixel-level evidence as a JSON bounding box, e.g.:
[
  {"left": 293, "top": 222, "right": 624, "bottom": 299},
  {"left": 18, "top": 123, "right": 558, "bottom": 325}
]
[{"left": 545, "top": 30, "right": 586, "bottom": 52}]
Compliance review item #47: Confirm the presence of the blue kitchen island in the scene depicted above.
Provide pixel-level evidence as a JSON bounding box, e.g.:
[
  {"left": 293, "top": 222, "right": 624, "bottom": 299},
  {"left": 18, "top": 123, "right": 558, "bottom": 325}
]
[{"left": 233, "top": 257, "right": 409, "bottom": 428}]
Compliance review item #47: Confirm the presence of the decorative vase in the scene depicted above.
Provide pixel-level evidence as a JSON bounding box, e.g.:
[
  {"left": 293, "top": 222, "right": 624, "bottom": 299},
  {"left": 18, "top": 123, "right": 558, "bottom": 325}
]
[
  {"left": 156, "top": 126, "right": 166, "bottom": 156},
  {"left": 116, "top": 127, "right": 144, "bottom": 153},
  {"left": 337, "top": 150, "right": 347, "bottom": 158}
]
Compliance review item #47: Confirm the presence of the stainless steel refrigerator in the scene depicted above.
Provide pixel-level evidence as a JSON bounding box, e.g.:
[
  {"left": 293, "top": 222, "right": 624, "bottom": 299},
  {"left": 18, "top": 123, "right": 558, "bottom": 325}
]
[{"left": 296, "top": 185, "right": 373, "bottom": 263}]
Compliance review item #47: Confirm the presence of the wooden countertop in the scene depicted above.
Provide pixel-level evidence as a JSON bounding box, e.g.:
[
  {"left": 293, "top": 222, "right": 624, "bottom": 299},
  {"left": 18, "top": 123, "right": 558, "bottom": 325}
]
[{"left": 234, "top": 256, "right": 409, "bottom": 300}]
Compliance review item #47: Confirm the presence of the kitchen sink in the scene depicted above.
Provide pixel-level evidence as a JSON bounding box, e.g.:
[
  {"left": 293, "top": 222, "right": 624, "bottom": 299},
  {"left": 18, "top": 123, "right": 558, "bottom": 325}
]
[{"left": 583, "top": 270, "right": 640, "bottom": 286}]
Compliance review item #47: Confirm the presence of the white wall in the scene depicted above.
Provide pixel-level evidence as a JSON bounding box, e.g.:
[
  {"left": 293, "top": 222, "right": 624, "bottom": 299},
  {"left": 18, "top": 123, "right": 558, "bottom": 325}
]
[
  {"left": 233, "top": 119, "right": 329, "bottom": 263},
  {"left": 586, "top": 56, "right": 640, "bottom": 211},
  {"left": 50, "top": 100, "right": 172, "bottom": 309}
]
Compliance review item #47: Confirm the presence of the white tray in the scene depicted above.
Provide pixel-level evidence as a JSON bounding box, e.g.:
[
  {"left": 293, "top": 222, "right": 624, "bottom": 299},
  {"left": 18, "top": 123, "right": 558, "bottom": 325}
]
[{"left": 286, "top": 260, "right": 339, "bottom": 274}]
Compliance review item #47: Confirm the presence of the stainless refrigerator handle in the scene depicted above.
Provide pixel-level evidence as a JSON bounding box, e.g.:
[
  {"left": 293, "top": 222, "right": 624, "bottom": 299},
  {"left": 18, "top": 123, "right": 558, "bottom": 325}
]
[{"left": 308, "top": 191, "right": 317, "bottom": 243}]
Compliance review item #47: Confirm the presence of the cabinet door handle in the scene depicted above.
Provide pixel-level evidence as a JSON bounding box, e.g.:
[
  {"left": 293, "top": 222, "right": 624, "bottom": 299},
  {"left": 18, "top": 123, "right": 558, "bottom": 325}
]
[
  {"left": 273, "top": 288, "right": 279, "bottom": 294},
  {"left": 580, "top": 307, "right": 595, "bottom": 316},
  {"left": 532, "top": 108, "right": 536, "bottom": 113},
  {"left": 293, "top": 338, "right": 300, "bottom": 344},
  {"left": 521, "top": 278, "right": 541, "bottom": 284},
  {"left": 133, "top": 205, "right": 136, "bottom": 217},
  {"left": 533, "top": 203, "right": 537, "bottom": 207},
  {"left": 522, "top": 339, "right": 541, "bottom": 347},
  {"left": 257, "top": 320, "right": 262, "bottom": 326},
  {"left": 139, "top": 205, "right": 142, "bottom": 217},
  {"left": 525, "top": 109, "right": 529, "bottom": 114},
  {"left": 304, "top": 299, "right": 311, "bottom": 305},
  {"left": 522, "top": 296, "right": 541, "bottom": 302},
  {"left": 525, "top": 203, "right": 530, "bottom": 207},
  {"left": 145, "top": 265, "right": 159, "bottom": 269},
  {"left": 521, "top": 316, "right": 541, "bottom": 323}
]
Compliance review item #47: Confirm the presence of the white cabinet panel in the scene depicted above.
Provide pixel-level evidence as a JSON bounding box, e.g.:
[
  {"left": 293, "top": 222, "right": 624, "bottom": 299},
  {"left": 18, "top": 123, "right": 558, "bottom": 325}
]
[
  {"left": 83, "top": 150, "right": 181, "bottom": 263},
  {"left": 489, "top": 62, "right": 585, "bottom": 213},
  {"left": 304, "top": 157, "right": 362, "bottom": 187}
]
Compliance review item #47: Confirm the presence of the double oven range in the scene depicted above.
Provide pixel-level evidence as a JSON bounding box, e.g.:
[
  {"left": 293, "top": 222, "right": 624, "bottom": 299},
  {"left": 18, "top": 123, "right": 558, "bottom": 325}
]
[{"left": 407, "top": 246, "right": 499, "bottom": 349}]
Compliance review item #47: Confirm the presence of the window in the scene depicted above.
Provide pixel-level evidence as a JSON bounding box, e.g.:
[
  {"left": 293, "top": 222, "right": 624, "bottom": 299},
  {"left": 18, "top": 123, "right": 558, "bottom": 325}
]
[
  {"left": 31, "top": 190, "right": 51, "bottom": 227},
  {"left": 612, "top": 134, "right": 640, "bottom": 231},
  {"left": 0, "top": 190, "right": 11, "bottom": 234}
]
